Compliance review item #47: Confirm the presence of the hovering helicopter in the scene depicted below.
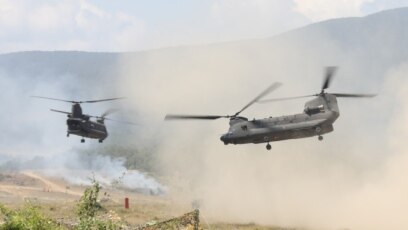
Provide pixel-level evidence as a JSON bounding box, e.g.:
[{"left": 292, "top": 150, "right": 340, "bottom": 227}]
[
  {"left": 32, "top": 96, "right": 133, "bottom": 143},
  {"left": 165, "top": 67, "right": 376, "bottom": 150}
]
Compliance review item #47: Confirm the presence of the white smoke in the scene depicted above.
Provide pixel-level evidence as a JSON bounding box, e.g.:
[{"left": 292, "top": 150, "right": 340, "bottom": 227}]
[{"left": 0, "top": 151, "right": 166, "bottom": 195}]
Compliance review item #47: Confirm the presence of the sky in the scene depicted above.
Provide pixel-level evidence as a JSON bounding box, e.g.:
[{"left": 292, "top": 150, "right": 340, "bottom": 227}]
[{"left": 0, "top": 0, "right": 407, "bottom": 53}]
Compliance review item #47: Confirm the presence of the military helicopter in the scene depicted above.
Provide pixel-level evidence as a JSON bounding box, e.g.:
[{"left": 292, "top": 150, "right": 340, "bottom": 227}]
[
  {"left": 165, "top": 67, "right": 376, "bottom": 150},
  {"left": 32, "top": 96, "right": 133, "bottom": 143}
]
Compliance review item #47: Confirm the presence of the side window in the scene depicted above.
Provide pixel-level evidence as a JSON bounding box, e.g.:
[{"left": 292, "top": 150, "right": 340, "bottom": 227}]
[{"left": 241, "top": 125, "right": 248, "bottom": 131}]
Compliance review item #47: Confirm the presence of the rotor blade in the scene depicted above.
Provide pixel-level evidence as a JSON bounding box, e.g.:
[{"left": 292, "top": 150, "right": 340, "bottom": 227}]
[
  {"left": 165, "top": 114, "right": 228, "bottom": 120},
  {"left": 234, "top": 82, "right": 282, "bottom": 116},
  {"left": 101, "top": 108, "right": 119, "bottom": 118},
  {"left": 32, "top": 96, "right": 125, "bottom": 104},
  {"left": 81, "top": 97, "right": 125, "bottom": 103},
  {"left": 32, "top": 96, "right": 77, "bottom": 103},
  {"left": 50, "top": 109, "right": 71, "bottom": 115},
  {"left": 87, "top": 114, "right": 138, "bottom": 125},
  {"left": 104, "top": 117, "right": 138, "bottom": 125},
  {"left": 258, "top": 95, "right": 315, "bottom": 103},
  {"left": 332, "top": 93, "right": 377, "bottom": 98},
  {"left": 322, "top": 66, "right": 338, "bottom": 92}
]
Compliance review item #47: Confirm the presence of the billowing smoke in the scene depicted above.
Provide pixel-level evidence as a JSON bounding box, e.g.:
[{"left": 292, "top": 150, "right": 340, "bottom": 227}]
[
  {"left": 0, "top": 151, "right": 165, "bottom": 195},
  {"left": 117, "top": 9, "right": 408, "bottom": 230}
]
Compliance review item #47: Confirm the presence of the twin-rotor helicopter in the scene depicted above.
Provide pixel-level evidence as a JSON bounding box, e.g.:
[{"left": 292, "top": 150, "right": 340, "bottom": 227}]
[
  {"left": 165, "top": 67, "right": 376, "bottom": 150},
  {"left": 32, "top": 96, "right": 135, "bottom": 143}
]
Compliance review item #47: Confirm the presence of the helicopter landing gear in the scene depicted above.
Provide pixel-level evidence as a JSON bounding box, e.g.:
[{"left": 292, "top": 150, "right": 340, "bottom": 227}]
[
  {"left": 99, "top": 139, "right": 103, "bottom": 143},
  {"left": 316, "top": 126, "right": 323, "bottom": 141},
  {"left": 81, "top": 138, "right": 85, "bottom": 143},
  {"left": 67, "top": 133, "right": 69, "bottom": 137},
  {"left": 266, "top": 143, "right": 272, "bottom": 150}
]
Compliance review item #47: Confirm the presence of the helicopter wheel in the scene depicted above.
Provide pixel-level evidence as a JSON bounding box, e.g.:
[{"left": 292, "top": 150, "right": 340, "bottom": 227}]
[
  {"left": 67, "top": 133, "right": 69, "bottom": 137},
  {"left": 318, "top": 135, "right": 323, "bottom": 141},
  {"left": 81, "top": 138, "right": 85, "bottom": 143},
  {"left": 266, "top": 143, "right": 272, "bottom": 150},
  {"left": 99, "top": 139, "right": 103, "bottom": 143}
]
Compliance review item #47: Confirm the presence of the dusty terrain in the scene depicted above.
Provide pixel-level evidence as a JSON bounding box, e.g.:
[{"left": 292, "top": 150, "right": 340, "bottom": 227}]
[{"left": 0, "top": 171, "right": 286, "bottom": 229}]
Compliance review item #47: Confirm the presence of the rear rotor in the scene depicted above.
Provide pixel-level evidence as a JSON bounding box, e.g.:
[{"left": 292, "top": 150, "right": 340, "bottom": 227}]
[
  {"left": 259, "top": 67, "right": 376, "bottom": 103},
  {"left": 90, "top": 109, "right": 138, "bottom": 125}
]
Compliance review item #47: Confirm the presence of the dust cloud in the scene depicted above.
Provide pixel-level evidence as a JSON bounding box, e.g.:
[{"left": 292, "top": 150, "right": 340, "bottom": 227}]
[{"left": 117, "top": 28, "right": 408, "bottom": 229}]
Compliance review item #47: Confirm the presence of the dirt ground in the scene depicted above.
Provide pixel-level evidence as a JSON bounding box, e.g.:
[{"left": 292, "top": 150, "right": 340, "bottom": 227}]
[{"left": 0, "top": 171, "right": 291, "bottom": 229}]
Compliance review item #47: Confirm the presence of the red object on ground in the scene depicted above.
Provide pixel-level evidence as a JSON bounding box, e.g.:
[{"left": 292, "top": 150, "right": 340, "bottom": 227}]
[{"left": 125, "top": 197, "right": 129, "bottom": 209}]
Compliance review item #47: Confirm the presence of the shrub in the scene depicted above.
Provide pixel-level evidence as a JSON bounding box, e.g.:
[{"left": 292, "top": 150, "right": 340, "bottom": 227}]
[
  {"left": 0, "top": 202, "right": 64, "bottom": 230},
  {"left": 75, "top": 179, "right": 120, "bottom": 230},
  {"left": 77, "top": 178, "right": 102, "bottom": 219}
]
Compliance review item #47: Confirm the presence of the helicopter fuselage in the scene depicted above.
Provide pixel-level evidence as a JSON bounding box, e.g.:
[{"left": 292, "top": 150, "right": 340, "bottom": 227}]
[
  {"left": 67, "top": 117, "right": 108, "bottom": 141},
  {"left": 221, "top": 94, "right": 340, "bottom": 145}
]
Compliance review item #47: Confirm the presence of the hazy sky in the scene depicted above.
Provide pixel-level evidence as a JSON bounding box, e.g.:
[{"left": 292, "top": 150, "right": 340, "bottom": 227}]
[{"left": 0, "top": 0, "right": 407, "bottom": 52}]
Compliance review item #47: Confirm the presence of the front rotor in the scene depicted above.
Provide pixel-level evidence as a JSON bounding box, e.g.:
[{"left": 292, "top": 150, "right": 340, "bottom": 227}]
[{"left": 164, "top": 82, "right": 282, "bottom": 121}]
